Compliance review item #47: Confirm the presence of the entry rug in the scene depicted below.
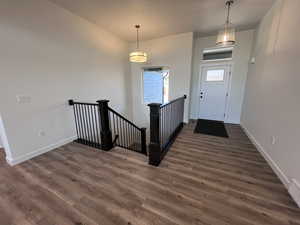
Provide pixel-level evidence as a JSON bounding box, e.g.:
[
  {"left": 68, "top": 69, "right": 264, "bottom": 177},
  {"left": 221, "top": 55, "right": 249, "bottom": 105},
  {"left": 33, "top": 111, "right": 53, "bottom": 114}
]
[{"left": 194, "top": 119, "right": 229, "bottom": 138}]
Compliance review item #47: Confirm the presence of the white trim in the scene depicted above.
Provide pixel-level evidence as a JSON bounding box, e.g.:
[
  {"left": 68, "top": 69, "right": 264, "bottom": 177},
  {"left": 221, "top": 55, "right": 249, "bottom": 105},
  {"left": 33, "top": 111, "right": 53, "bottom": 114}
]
[
  {"left": 224, "top": 65, "right": 233, "bottom": 123},
  {"left": 200, "top": 58, "right": 233, "bottom": 63},
  {"left": 6, "top": 136, "right": 77, "bottom": 166},
  {"left": 289, "top": 179, "right": 300, "bottom": 208},
  {"left": 203, "top": 46, "right": 234, "bottom": 54},
  {"left": 240, "top": 124, "right": 290, "bottom": 188}
]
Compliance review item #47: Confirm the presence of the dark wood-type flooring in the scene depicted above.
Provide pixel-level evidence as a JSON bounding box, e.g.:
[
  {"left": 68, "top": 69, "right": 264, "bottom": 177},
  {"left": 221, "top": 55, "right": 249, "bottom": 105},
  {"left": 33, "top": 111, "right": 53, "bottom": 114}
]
[{"left": 0, "top": 122, "right": 300, "bottom": 225}]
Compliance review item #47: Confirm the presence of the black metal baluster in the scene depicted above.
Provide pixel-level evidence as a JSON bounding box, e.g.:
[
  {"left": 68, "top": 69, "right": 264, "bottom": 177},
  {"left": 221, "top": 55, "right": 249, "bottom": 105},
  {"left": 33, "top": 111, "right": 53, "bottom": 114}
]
[
  {"left": 128, "top": 123, "right": 131, "bottom": 149},
  {"left": 120, "top": 118, "right": 124, "bottom": 147},
  {"left": 129, "top": 125, "right": 132, "bottom": 150},
  {"left": 135, "top": 129, "right": 142, "bottom": 151},
  {"left": 134, "top": 129, "right": 137, "bottom": 151},
  {"left": 127, "top": 123, "right": 130, "bottom": 149},
  {"left": 112, "top": 113, "right": 116, "bottom": 144},
  {"left": 80, "top": 105, "right": 84, "bottom": 142},
  {"left": 72, "top": 104, "right": 79, "bottom": 140},
  {"left": 119, "top": 117, "right": 124, "bottom": 147},
  {"left": 125, "top": 122, "right": 128, "bottom": 148},
  {"left": 98, "top": 106, "right": 102, "bottom": 145},
  {"left": 83, "top": 105, "right": 88, "bottom": 145},
  {"left": 127, "top": 123, "right": 129, "bottom": 149},
  {"left": 125, "top": 121, "right": 127, "bottom": 148},
  {"left": 80, "top": 104, "right": 87, "bottom": 144},
  {"left": 84, "top": 105, "right": 91, "bottom": 145},
  {"left": 119, "top": 116, "right": 123, "bottom": 147},
  {"left": 93, "top": 105, "right": 100, "bottom": 147},
  {"left": 88, "top": 105, "right": 94, "bottom": 147},
  {"left": 74, "top": 104, "right": 80, "bottom": 140},
  {"left": 90, "top": 105, "right": 95, "bottom": 146},
  {"left": 92, "top": 105, "right": 97, "bottom": 147},
  {"left": 116, "top": 114, "right": 120, "bottom": 145},
  {"left": 81, "top": 104, "right": 86, "bottom": 144}
]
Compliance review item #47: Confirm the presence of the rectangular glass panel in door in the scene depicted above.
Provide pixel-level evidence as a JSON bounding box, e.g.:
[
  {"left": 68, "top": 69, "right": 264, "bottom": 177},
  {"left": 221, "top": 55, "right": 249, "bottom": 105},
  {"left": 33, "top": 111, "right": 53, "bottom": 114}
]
[
  {"left": 206, "top": 69, "right": 225, "bottom": 81},
  {"left": 198, "top": 65, "right": 230, "bottom": 121}
]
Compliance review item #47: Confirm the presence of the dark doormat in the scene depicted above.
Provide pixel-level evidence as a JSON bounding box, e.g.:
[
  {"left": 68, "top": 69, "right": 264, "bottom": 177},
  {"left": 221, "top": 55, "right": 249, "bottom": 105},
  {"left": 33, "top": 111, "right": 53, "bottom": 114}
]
[{"left": 194, "top": 119, "right": 229, "bottom": 138}]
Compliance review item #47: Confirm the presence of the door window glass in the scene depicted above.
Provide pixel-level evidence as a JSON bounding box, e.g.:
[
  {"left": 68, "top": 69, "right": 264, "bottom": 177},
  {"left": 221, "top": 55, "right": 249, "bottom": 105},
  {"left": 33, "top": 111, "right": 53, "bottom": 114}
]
[{"left": 206, "top": 69, "right": 225, "bottom": 82}]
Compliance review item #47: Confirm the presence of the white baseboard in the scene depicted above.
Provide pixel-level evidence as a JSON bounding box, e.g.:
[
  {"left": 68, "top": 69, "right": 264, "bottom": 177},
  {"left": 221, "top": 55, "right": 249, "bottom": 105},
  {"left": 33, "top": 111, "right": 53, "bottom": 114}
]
[
  {"left": 241, "top": 124, "right": 290, "bottom": 187},
  {"left": 6, "top": 136, "right": 77, "bottom": 166},
  {"left": 241, "top": 124, "right": 300, "bottom": 208},
  {"left": 289, "top": 179, "right": 300, "bottom": 208}
]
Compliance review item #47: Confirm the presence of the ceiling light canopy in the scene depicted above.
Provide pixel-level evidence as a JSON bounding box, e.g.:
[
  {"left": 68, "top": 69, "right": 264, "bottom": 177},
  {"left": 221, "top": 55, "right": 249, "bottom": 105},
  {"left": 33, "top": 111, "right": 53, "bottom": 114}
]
[
  {"left": 216, "top": 0, "right": 236, "bottom": 46},
  {"left": 130, "top": 25, "right": 147, "bottom": 63}
]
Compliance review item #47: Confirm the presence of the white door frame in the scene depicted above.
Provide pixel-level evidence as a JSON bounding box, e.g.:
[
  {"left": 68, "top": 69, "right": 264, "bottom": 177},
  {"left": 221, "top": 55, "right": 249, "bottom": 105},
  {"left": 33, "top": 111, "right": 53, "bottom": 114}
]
[{"left": 197, "top": 61, "right": 233, "bottom": 122}]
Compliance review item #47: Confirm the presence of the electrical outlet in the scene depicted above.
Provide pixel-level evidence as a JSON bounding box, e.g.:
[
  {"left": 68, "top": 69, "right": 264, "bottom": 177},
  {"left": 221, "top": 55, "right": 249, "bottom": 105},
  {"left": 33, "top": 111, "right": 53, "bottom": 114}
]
[
  {"left": 271, "top": 136, "right": 276, "bottom": 145},
  {"left": 16, "top": 95, "right": 31, "bottom": 104}
]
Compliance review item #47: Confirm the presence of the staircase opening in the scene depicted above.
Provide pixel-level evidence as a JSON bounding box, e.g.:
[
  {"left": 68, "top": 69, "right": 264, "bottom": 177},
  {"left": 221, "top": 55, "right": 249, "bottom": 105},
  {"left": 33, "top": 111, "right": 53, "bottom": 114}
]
[{"left": 69, "top": 95, "right": 187, "bottom": 166}]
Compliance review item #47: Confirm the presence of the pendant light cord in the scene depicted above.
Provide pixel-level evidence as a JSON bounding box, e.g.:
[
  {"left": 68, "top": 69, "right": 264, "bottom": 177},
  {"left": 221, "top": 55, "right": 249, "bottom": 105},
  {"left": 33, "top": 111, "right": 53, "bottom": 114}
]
[
  {"left": 226, "top": 0, "right": 234, "bottom": 24},
  {"left": 135, "top": 25, "right": 140, "bottom": 50}
]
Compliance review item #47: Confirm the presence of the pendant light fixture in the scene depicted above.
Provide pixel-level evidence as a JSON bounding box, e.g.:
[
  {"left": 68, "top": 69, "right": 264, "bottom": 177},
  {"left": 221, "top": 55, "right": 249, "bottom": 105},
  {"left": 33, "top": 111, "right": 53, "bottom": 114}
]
[
  {"left": 129, "top": 25, "right": 147, "bottom": 63},
  {"left": 216, "top": 0, "right": 236, "bottom": 46}
]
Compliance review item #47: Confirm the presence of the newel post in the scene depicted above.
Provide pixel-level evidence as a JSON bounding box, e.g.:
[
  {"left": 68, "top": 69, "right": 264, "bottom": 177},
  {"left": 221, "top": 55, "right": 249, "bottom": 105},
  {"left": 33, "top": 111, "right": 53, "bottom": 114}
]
[
  {"left": 97, "top": 100, "right": 113, "bottom": 151},
  {"left": 68, "top": 99, "right": 74, "bottom": 106},
  {"left": 148, "top": 103, "right": 162, "bottom": 166}
]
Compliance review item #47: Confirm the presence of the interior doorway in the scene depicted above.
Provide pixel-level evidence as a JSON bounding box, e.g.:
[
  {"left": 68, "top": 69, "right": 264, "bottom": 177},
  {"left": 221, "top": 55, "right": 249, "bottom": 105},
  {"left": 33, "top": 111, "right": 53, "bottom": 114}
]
[{"left": 198, "top": 63, "right": 232, "bottom": 121}]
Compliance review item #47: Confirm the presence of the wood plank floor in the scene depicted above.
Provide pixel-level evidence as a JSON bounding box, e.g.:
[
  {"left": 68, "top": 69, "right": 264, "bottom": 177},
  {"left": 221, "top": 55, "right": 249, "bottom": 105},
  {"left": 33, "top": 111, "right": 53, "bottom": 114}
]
[{"left": 1, "top": 122, "right": 300, "bottom": 225}]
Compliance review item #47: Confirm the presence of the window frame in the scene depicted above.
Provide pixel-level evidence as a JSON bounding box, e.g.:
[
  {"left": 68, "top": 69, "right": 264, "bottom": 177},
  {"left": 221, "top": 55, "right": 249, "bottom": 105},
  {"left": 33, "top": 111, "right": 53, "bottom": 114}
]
[{"left": 141, "top": 67, "right": 170, "bottom": 105}]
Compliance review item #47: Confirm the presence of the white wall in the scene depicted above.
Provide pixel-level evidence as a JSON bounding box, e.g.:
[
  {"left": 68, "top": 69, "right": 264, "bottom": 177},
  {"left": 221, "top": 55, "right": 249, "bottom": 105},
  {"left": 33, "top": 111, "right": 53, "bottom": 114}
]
[
  {"left": 130, "top": 32, "right": 193, "bottom": 127},
  {"left": 0, "top": 0, "right": 131, "bottom": 164},
  {"left": 241, "top": 0, "right": 300, "bottom": 206},
  {"left": 190, "top": 30, "right": 254, "bottom": 123}
]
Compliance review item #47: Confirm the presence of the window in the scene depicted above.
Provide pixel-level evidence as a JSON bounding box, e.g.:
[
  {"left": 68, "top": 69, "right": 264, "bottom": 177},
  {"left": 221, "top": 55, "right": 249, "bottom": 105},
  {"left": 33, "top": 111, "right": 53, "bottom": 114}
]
[
  {"left": 206, "top": 69, "right": 225, "bottom": 82},
  {"left": 202, "top": 46, "right": 233, "bottom": 61},
  {"left": 143, "top": 68, "right": 169, "bottom": 104}
]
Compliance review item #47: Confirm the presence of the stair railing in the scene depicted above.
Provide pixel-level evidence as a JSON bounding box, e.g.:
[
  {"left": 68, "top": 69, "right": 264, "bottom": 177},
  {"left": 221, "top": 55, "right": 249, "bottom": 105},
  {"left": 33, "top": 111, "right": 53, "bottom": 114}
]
[
  {"left": 69, "top": 99, "right": 147, "bottom": 155},
  {"left": 148, "top": 95, "right": 186, "bottom": 166},
  {"left": 108, "top": 106, "right": 147, "bottom": 154}
]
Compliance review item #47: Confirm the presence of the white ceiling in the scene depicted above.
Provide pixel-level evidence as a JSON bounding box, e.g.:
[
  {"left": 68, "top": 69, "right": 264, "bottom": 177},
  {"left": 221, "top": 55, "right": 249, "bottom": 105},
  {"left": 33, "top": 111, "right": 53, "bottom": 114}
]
[{"left": 49, "top": 0, "right": 275, "bottom": 42}]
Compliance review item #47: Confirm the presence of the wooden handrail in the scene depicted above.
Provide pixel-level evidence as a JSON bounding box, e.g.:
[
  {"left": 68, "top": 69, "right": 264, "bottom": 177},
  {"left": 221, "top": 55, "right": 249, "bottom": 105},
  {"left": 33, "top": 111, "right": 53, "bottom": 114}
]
[
  {"left": 107, "top": 107, "right": 142, "bottom": 131},
  {"left": 160, "top": 95, "right": 187, "bottom": 108}
]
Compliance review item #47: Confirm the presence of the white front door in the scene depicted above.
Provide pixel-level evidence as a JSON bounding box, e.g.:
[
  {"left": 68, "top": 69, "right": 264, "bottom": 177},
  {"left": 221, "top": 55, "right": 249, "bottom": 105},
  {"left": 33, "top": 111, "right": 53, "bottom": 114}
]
[{"left": 198, "top": 64, "right": 231, "bottom": 121}]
